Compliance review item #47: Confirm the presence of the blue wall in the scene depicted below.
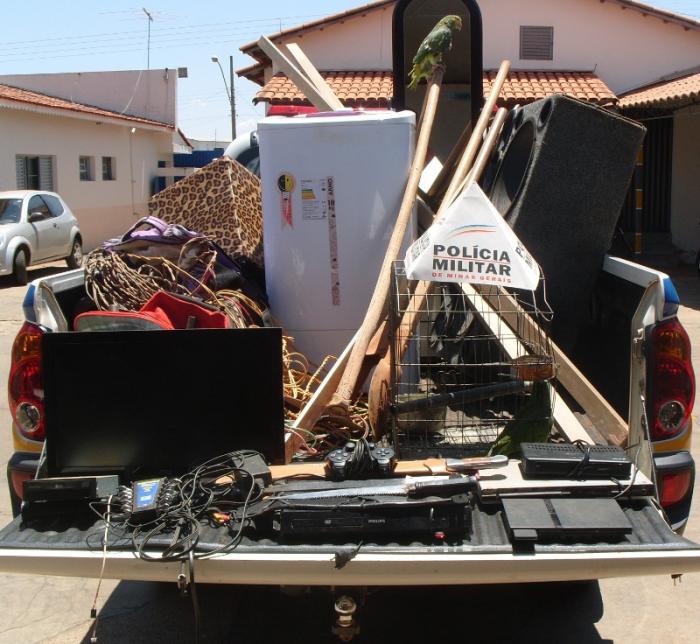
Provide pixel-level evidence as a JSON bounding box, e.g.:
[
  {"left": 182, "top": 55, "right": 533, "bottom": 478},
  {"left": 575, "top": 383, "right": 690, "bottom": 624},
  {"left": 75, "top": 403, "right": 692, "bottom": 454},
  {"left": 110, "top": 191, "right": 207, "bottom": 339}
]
[{"left": 173, "top": 149, "right": 225, "bottom": 168}]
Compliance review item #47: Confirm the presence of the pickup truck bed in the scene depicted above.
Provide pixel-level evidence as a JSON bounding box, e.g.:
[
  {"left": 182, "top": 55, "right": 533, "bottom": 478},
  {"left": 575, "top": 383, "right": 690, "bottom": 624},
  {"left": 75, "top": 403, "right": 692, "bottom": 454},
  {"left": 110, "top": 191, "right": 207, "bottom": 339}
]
[
  {"left": 2, "top": 255, "right": 699, "bottom": 587},
  {"left": 2, "top": 496, "right": 699, "bottom": 585}
]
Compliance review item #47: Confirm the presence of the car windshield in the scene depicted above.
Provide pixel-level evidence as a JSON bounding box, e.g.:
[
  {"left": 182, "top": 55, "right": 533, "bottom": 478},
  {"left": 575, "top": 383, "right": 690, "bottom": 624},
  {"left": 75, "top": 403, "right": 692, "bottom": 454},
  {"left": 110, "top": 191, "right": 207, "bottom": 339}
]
[{"left": 0, "top": 198, "right": 22, "bottom": 224}]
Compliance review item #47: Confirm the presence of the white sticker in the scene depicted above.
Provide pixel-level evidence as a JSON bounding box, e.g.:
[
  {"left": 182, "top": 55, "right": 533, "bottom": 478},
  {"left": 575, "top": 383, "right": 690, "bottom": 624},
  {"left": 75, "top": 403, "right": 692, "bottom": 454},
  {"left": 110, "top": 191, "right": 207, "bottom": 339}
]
[
  {"left": 325, "top": 177, "right": 340, "bottom": 306},
  {"left": 301, "top": 178, "right": 329, "bottom": 220}
]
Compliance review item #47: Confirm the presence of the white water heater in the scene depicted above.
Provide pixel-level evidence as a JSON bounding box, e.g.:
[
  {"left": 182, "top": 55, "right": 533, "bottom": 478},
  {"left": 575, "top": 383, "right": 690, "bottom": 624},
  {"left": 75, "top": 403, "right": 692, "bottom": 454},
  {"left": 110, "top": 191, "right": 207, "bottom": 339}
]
[{"left": 258, "top": 110, "right": 416, "bottom": 364}]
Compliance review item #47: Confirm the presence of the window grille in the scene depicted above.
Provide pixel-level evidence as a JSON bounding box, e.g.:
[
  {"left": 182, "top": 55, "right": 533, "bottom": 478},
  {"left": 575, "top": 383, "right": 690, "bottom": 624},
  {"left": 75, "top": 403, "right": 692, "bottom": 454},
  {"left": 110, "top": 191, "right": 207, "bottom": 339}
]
[{"left": 520, "top": 26, "right": 554, "bottom": 60}]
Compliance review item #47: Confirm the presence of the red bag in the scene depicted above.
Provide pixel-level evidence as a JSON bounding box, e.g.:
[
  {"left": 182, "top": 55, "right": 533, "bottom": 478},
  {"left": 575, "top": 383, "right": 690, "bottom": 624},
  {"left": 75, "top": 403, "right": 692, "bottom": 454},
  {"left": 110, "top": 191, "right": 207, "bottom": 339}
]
[
  {"left": 75, "top": 291, "right": 230, "bottom": 332},
  {"left": 140, "top": 291, "right": 230, "bottom": 329}
]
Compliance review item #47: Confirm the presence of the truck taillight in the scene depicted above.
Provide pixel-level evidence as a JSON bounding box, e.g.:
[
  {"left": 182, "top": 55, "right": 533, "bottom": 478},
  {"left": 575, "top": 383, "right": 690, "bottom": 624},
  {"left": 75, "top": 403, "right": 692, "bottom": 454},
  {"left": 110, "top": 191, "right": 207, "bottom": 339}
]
[
  {"left": 8, "top": 322, "right": 45, "bottom": 441},
  {"left": 647, "top": 318, "right": 695, "bottom": 441},
  {"left": 10, "top": 468, "right": 33, "bottom": 503},
  {"left": 658, "top": 469, "right": 694, "bottom": 508}
]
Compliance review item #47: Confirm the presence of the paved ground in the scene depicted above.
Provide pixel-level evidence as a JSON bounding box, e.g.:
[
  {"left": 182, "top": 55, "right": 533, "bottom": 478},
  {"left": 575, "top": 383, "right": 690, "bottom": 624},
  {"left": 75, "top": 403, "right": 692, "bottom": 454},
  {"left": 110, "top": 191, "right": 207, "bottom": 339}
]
[{"left": 0, "top": 264, "right": 699, "bottom": 643}]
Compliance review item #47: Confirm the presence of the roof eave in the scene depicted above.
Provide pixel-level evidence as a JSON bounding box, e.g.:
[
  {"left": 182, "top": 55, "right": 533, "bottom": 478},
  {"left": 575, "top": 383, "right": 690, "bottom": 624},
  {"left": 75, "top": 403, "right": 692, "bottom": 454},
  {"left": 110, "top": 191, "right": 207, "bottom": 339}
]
[
  {"left": 0, "top": 98, "right": 175, "bottom": 132},
  {"left": 603, "top": 0, "right": 700, "bottom": 32},
  {"left": 619, "top": 67, "right": 700, "bottom": 111},
  {"left": 236, "top": 62, "right": 267, "bottom": 85},
  {"left": 620, "top": 95, "right": 700, "bottom": 110},
  {"left": 176, "top": 128, "right": 194, "bottom": 149}
]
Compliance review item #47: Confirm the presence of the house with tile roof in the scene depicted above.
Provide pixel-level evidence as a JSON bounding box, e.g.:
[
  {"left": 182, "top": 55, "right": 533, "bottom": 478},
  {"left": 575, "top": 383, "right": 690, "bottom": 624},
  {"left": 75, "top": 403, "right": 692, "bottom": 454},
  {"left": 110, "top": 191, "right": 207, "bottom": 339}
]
[
  {"left": 238, "top": 0, "right": 700, "bottom": 258},
  {"left": 0, "top": 69, "right": 191, "bottom": 250}
]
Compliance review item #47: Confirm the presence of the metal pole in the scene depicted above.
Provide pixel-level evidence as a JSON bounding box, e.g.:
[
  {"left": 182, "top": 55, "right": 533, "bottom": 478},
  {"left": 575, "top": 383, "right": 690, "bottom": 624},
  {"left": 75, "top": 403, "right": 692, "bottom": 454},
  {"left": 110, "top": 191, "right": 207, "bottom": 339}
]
[
  {"left": 229, "top": 55, "right": 237, "bottom": 140},
  {"left": 143, "top": 8, "right": 154, "bottom": 70}
]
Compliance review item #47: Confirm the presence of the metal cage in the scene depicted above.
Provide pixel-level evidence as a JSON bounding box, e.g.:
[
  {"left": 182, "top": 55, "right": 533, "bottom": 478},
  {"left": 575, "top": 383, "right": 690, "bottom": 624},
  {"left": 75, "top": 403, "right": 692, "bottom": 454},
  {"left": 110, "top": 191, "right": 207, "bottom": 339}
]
[{"left": 389, "top": 260, "right": 556, "bottom": 458}]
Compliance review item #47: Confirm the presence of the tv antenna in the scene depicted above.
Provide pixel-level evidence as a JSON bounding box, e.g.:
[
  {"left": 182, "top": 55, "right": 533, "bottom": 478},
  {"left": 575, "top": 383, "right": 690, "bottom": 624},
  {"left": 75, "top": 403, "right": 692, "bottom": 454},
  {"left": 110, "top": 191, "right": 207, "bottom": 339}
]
[{"left": 142, "top": 7, "right": 154, "bottom": 69}]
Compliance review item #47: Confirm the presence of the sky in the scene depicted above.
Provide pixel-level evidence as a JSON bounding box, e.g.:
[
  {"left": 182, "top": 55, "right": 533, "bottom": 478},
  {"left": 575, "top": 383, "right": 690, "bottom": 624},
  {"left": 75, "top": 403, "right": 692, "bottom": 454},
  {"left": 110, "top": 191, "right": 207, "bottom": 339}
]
[{"left": 0, "top": 0, "right": 697, "bottom": 143}]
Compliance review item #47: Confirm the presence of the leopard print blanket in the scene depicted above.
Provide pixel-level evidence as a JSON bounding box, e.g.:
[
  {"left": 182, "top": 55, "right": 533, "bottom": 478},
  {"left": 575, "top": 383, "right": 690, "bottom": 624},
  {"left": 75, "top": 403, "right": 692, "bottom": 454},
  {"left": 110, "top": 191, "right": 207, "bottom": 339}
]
[{"left": 148, "top": 157, "right": 263, "bottom": 268}]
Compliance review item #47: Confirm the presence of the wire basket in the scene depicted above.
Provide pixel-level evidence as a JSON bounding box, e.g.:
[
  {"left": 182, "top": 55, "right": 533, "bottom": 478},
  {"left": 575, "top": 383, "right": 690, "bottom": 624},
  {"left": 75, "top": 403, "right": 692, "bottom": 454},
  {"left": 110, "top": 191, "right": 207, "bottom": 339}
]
[{"left": 389, "top": 261, "right": 556, "bottom": 458}]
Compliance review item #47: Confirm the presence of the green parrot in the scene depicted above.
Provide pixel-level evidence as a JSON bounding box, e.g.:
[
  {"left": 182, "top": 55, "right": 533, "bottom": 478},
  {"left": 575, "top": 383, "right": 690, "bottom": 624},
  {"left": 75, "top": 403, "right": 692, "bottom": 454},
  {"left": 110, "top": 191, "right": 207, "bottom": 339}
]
[
  {"left": 488, "top": 381, "right": 553, "bottom": 457},
  {"left": 408, "top": 15, "right": 463, "bottom": 90}
]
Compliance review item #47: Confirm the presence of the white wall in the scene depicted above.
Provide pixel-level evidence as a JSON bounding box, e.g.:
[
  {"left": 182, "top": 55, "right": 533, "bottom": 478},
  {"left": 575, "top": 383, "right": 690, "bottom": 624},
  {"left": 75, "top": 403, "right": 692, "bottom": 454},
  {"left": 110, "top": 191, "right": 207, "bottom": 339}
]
[
  {"left": 262, "top": 0, "right": 700, "bottom": 95},
  {"left": 0, "top": 69, "right": 177, "bottom": 125},
  {"left": 671, "top": 107, "right": 700, "bottom": 254},
  {"left": 480, "top": 0, "right": 700, "bottom": 94},
  {"left": 0, "top": 108, "right": 173, "bottom": 249},
  {"left": 269, "top": 5, "right": 394, "bottom": 73}
]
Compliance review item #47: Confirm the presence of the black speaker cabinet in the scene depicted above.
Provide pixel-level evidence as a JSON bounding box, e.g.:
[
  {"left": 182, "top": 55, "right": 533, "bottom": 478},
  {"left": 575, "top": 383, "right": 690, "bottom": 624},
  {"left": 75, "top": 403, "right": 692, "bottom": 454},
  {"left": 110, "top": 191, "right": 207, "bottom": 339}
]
[{"left": 485, "top": 94, "right": 645, "bottom": 351}]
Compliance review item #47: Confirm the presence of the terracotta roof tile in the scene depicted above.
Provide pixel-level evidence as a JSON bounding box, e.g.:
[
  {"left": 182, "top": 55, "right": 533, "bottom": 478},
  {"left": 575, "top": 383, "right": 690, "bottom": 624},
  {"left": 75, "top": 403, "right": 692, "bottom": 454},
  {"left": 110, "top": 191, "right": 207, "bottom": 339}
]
[
  {"left": 255, "top": 70, "right": 618, "bottom": 108},
  {"left": 256, "top": 71, "right": 393, "bottom": 107},
  {"left": 619, "top": 70, "right": 700, "bottom": 109},
  {"left": 0, "top": 83, "right": 175, "bottom": 129},
  {"left": 484, "top": 70, "right": 618, "bottom": 107}
]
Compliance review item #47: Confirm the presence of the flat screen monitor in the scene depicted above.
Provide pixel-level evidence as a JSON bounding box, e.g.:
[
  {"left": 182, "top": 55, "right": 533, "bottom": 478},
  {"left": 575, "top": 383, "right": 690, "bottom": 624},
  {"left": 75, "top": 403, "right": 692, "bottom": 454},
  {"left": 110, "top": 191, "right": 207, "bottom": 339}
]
[{"left": 43, "top": 328, "right": 285, "bottom": 481}]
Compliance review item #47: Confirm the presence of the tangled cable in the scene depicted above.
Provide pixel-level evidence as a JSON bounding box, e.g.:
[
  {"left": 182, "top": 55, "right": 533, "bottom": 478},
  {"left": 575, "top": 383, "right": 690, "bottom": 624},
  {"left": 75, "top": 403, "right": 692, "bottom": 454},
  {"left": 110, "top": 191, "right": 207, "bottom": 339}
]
[
  {"left": 88, "top": 450, "right": 267, "bottom": 644},
  {"left": 89, "top": 450, "right": 265, "bottom": 563},
  {"left": 85, "top": 248, "right": 191, "bottom": 311},
  {"left": 279, "top": 335, "right": 370, "bottom": 455}
]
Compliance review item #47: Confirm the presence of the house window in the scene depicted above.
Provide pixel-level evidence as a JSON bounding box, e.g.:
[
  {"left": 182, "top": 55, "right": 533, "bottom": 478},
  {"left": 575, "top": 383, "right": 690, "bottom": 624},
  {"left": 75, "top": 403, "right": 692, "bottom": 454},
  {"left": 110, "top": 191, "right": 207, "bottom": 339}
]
[
  {"left": 102, "top": 156, "right": 116, "bottom": 181},
  {"left": 16, "top": 155, "right": 55, "bottom": 191},
  {"left": 520, "top": 26, "right": 554, "bottom": 60},
  {"left": 79, "top": 156, "right": 94, "bottom": 181}
]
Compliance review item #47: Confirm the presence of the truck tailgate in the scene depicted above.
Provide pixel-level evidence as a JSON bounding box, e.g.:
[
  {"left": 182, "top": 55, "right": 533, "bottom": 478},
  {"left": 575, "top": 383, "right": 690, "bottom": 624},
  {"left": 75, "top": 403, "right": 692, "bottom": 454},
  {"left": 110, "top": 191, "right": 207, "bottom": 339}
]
[{"left": 1, "top": 501, "right": 699, "bottom": 585}]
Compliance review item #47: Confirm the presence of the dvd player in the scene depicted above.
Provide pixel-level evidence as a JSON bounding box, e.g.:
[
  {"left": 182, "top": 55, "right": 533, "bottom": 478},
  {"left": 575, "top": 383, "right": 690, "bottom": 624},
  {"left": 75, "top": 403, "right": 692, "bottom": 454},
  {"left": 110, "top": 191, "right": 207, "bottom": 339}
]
[{"left": 275, "top": 500, "right": 471, "bottom": 538}]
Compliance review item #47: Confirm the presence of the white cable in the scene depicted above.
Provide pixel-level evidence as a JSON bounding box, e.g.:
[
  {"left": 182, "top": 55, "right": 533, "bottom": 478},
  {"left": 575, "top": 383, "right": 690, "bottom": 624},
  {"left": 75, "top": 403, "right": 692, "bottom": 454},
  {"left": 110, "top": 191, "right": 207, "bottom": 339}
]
[
  {"left": 34, "top": 440, "right": 47, "bottom": 479},
  {"left": 120, "top": 70, "right": 144, "bottom": 116},
  {"left": 89, "top": 494, "right": 112, "bottom": 643}
]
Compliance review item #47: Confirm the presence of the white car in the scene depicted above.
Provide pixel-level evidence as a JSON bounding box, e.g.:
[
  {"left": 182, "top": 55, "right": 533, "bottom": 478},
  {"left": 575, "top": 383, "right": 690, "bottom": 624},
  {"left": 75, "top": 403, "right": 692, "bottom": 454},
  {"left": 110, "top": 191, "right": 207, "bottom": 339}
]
[{"left": 0, "top": 190, "right": 82, "bottom": 285}]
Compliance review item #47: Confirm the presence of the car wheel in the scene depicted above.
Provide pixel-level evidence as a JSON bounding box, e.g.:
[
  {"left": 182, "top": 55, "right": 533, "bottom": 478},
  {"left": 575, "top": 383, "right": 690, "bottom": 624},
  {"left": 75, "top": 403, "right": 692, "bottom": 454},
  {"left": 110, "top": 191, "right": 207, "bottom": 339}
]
[
  {"left": 696, "top": 249, "right": 700, "bottom": 276},
  {"left": 66, "top": 237, "right": 83, "bottom": 269},
  {"left": 13, "top": 249, "right": 28, "bottom": 286}
]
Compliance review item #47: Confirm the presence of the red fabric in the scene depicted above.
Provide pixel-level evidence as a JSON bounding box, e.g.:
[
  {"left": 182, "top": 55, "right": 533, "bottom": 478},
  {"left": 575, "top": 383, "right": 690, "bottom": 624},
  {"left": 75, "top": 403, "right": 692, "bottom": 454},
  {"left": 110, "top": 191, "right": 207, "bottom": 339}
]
[
  {"left": 140, "top": 291, "right": 231, "bottom": 329},
  {"left": 75, "top": 291, "right": 230, "bottom": 331}
]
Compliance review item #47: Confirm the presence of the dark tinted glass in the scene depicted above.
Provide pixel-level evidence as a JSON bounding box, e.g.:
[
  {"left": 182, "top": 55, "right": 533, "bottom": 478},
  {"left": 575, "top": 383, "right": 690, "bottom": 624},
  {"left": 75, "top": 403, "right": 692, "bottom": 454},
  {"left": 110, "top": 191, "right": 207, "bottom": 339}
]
[
  {"left": 42, "top": 194, "right": 64, "bottom": 216},
  {"left": 0, "top": 198, "right": 22, "bottom": 224},
  {"left": 28, "top": 195, "right": 50, "bottom": 217},
  {"left": 102, "top": 156, "right": 114, "bottom": 180}
]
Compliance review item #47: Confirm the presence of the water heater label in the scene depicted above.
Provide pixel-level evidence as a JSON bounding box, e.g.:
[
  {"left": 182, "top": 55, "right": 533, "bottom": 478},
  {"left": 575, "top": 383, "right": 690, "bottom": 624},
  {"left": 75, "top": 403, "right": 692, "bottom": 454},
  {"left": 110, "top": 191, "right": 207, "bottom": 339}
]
[{"left": 301, "top": 179, "right": 328, "bottom": 221}]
